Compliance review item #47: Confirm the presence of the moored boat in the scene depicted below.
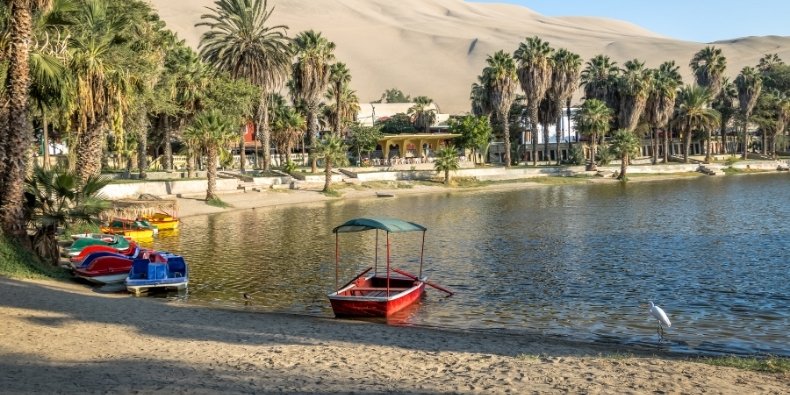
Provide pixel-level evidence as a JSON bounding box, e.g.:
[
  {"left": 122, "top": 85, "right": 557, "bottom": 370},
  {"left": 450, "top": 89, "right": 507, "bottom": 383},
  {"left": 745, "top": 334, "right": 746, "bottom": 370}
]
[
  {"left": 139, "top": 212, "right": 180, "bottom": 231},
  {"left": 69, "top": 242, "right": 140, "bottom": 264},
  {"left": 72, "top": 249, "right": 147, "bottom": 285},
  {"left": 66, "top": 234, "right": 130, "bottom": 257},
  {"left": 125, "top": 252, "right": 188, "bottom": 295},
  {"left": 328, "top": 217, "right": 450, "bottom": 318},
  {"left": 100, "top": 218, "right": 158, "bottom": 241}
]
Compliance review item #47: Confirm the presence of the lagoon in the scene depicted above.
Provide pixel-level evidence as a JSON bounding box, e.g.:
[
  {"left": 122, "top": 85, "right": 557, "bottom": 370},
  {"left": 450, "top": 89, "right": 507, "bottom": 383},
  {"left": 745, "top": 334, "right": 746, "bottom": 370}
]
[{"left": 154, "top": 173, "right": 790, "bottom": 356}]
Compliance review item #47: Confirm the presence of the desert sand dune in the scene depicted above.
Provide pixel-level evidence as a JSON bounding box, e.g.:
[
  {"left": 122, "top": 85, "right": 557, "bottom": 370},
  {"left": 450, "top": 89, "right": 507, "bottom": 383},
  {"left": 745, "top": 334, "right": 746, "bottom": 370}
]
[{"left": 147, "top": 0, "right": 790, "bottom": 113}]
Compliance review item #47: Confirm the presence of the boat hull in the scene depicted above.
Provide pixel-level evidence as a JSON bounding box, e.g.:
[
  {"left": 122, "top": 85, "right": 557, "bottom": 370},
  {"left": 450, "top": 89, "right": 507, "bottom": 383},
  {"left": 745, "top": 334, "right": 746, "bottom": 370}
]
[
  {"left": 75, "top": 272, "right": 129, "bottom": 285},
  {"left": 329, "top": 281, "right": 425, "bottom": 317},
  {"left": 126, "top": 280, "right": 188, "bottom": 295}
]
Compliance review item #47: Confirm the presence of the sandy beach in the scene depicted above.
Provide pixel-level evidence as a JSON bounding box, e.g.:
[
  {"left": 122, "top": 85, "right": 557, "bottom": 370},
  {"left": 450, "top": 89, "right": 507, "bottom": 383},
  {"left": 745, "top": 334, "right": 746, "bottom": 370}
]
[
  {"left": 1, "top": 276, "right": 787, "bottom": 394},
  {"left": 1, "top": 175, "right": 788, "bottom": 393}
]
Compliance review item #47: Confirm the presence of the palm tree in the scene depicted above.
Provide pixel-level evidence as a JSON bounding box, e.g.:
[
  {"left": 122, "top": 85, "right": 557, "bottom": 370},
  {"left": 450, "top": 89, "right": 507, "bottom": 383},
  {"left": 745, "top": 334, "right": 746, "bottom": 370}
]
[
  {"left": 314, "top": 134, "right": 348, "bottom": 192},
  {"left": 645, "top": 61, "right": 682, "bottom": 163},
  {"left": 672, "top": 85, "right": 720, "bottom": 163},
  {"left": 197, "top": 0, "right": 292, "bottom": 172},
  {"left": 690, "top": 46, "right": 727, "bottom": 100},
  {"left": 573, "top": 99, "right": 613, "bottom": 170},
  {"left": 1, "top": 0, "right": 54, "bottom": 240},
  {"left": 515, "top": 36, "right": 554, "bottom": 165},
  {"left": 184, "top": 110, "right": 237, "bottom": 200},
  {"left": 470, "top": 74, "right": 492, "bottom": 117},
  {"left": 580, "top": 54, "right": 619, "bottom": 107},
  {"left": 408, "top": 96, "right": 437, "bottom": 132},
  {"left": 325, "top": 84, "right": 360, "bottom": 137},
  {"left": 547, "top": 48, "right": 581, "bottom": 164},
  {"left": 482, "top": 50, "right": 518, "bottom": 167},
  {"left": 24, "top": 167, "right": 110, "bottom": 265},
  {"left": 434, "top": 146, "right": 460, "bottom": 185},
  {"left": 735, "top": 67, "right": 763, "bottom": 159},
  {"left": 271, "top": 104, "right": 305, "bottom": 166},
  {"left": 757, "top": 53, "right": 784, "bottom": 72},
  {"left": 291, "top": 30, "right": 335, "bottom": 173},
  {"left": 609, "top": 129, "right": 641, "bottom": 180},
  {"left": 328, "top": 62, "right": 351, "bottom": 135},
  {"left": 617, "top": 59, "right": 653, "bottom": 132},
  {"left": 712, "top": 78, "right": 737, "bottom": 154}
]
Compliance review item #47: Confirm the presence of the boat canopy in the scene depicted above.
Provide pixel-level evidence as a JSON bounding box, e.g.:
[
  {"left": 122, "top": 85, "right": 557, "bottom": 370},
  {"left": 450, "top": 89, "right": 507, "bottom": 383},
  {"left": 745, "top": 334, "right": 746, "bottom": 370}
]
[{"left": 332, "top": 217, "right": 426, "bottom": 234}]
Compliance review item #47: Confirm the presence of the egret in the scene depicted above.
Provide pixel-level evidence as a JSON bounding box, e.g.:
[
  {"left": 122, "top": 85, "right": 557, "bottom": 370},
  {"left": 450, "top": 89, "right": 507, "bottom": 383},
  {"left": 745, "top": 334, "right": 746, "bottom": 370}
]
[{"left": 648, "top": 301, "right": 671, "bottom": 342}]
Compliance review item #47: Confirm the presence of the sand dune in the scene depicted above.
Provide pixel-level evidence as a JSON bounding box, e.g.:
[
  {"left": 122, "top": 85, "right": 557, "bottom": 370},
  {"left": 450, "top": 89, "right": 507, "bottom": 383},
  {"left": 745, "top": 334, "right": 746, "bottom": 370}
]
[{"left": 147, "top": 0, "right": 790, "bottom": 113}]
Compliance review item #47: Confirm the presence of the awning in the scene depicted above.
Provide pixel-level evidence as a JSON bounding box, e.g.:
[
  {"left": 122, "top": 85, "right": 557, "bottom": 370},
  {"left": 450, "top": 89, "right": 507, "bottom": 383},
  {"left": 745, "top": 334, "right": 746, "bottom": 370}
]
[{"left": 332, "top": 217, "right": 427, "bottom": 233}]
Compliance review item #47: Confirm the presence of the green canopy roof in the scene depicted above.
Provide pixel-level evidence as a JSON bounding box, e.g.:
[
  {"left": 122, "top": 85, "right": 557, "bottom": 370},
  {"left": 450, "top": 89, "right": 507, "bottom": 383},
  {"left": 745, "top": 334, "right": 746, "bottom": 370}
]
[{"left": 332, "top": 217, "right": 427, "bottom": 234}]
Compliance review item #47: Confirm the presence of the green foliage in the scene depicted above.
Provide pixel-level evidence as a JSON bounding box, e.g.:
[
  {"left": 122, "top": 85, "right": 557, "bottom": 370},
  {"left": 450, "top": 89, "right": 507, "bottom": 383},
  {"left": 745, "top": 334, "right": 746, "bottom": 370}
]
[
  {"left": 283, "top": 160, "right": 298, "bottom": 173},
  {"left": 348, "top": 124, "right": 382, "bottom": 160},
  {"left": 206, "top": 197, "right": 231, "bottom": 208},
  {"left": 699, "top": 356, "right": 790, "bottom": 374},
  {"left": 374, "top": 88, "right": 411, "bottom": 103},
  {"left": 0, "top": 234, "right": 69, "bottom": 279},
  {"left": 378, "top": 113, "right": 416, "bottom": 134},
  {"left": 449, "top": 115, "right": 492, "bottom": 162},
  {"left": 609, "top": 129, "right": 641, "bottom": 159},
  {"left": 24, "top": 167, "right": 111, "bottom": 265},
  {"left": 724, "top": 156, "right": 740, "bottom": 166},
  {"left": 596, "top": 144, "right": 613, "bottom": 165},
  {"left": 204, "top": 73, "right": 260, "bottom": 123},
  {"left": 434, "top": 146, "right": 460, "bottom": 185},
  {"left": 567, "top": 146, "right": 585, "bottom": 165}
]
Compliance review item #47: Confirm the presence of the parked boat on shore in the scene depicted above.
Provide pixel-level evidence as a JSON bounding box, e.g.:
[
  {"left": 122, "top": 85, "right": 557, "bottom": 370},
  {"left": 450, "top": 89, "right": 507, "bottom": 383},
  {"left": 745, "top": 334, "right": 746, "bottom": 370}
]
[
  {"left": 125, "top": 252, "right": 188, "bottom": 295},
  {"left": 66, "top": 235, "right": 130, "bottom": 257},
  {"left": 100, "top": 218, "right": 159, "bottom": 241}
]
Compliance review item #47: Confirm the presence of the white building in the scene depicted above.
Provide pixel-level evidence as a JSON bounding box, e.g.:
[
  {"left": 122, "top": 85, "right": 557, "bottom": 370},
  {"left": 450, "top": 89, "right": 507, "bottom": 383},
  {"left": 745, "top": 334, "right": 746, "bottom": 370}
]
[{"left": 356, "top": 102, "right": 450, "bottom": 127}]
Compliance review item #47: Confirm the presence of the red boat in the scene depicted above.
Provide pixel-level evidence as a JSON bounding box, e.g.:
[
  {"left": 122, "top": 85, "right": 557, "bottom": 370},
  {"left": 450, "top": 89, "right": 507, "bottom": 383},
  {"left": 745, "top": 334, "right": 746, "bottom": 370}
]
[
  {"left": 69, "top": 242, "right": 140, "bottom": 264},
  {"left": 73, "top": 254, "right": 137, "bottom": 285},
  {"left": 328, "top": 217, "right": 451, "bottom": 318}
]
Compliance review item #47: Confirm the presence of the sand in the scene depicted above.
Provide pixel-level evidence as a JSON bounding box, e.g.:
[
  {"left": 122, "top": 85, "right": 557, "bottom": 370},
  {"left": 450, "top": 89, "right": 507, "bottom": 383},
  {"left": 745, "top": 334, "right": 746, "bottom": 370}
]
[
  {"left": 146, "top": 0, "right": 790, "bottom": 113},
  {"left": 2, "top": 176, "right": 789, "bottom": 393}
]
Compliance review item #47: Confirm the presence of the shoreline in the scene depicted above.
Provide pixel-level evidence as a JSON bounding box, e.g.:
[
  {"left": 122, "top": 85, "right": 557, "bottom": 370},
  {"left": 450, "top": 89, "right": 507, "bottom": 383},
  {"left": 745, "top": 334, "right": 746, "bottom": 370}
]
[{"left": 1, "top": 276, "right": 787, "bottom": 393}]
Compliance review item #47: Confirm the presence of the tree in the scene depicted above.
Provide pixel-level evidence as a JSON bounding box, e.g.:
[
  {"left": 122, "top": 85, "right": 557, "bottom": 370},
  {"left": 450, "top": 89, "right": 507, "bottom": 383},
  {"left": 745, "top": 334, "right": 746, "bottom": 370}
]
[
  {"left": 328, "top": 62, "right": 351, "bottom": 135},
  {"left": 449, "top": 115, "right": 492, "bottom": 164},
  {"left": 735, "top": 67, "right": 763, "bottom": 159},
  {"left": 325, "top": 83, "right": 359, "bottom": 137},
  {"left": 407, "top": 96, "right": 437, "bottom": 132},
  {"left": 1, "top": 0, "right": 54, "bottom": 240},
  {"left": 515, "top": 36, "right": 554, "bottom": 165},
  {"left": 482, "top": 50, "right": 518, "bottom": 167},
  {"left": 547, "top": 48, "right": 581, "bottom": 164},
  {"left": 712, "top": 78, "right": 738, "bottom": 154},
  {"left": 757, "top": 53, "right": 784, "bottom": 73},
  {"left": 433, "top": 146, "right": 459, "bottom": 185},
  {"left": 581, "top": 54, "right": 619, "bottom": 113},
  {"left": 617, "top": 59, "right": 653, "bottom": 132},
  {"left": 573, "top": 99, "right": 613, "bottom": 170},
  {"left": 24, "top": 167, "right": 110, "bottom": 265},
  {"left": 347, "top": 124, "right": 382, "bottom": 165},
  {"left": 291, "top": 30, "right": 335, "bottom": 173},
  {"left": 197, "top": 0, "right": 292, "bottom": 172},
  {"left": 470, "top": 74, "right": 492, "bottom": 117},
  {"left": 377, "top": 113, "right": 415, "bottom": 134},
  {"left": 270, "top": 103, "right": 305, "bottom": 166},
  {"left": 609, "top": 129, "right": 641, "bottom": 180},
  {"left": 375, "top": 88, "right": 410, "bottom": 103},
  {"left": 184, "top": 110, "right": 237, "bottom": 200},
  {"left": 314, "top": 134, "right": 348, "bottom": 192},
  {"left": 672, "top": 85, "right": 720, "bottom": 163},
  {"left": 645, "top": 61, "right": 682, "bottom": 163},
  {"left": 752, "top": 90, "right": 790, "bottom": 159},
  {"left": 690, "top": 46, "right": 727, "bottom": 99}
]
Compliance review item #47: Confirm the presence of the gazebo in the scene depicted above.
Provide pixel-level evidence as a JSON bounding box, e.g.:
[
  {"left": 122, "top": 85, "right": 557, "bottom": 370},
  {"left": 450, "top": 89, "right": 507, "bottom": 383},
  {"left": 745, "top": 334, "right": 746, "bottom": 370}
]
[{"left": 376, "top": 133, "right": 460, "bottom": 163}]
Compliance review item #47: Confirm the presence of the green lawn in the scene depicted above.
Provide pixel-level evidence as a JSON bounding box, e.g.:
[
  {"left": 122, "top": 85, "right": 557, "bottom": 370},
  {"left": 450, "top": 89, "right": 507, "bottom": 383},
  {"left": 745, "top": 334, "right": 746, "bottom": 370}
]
[{"left": 0, "top": 235, "right": 69, "bottom": 280}]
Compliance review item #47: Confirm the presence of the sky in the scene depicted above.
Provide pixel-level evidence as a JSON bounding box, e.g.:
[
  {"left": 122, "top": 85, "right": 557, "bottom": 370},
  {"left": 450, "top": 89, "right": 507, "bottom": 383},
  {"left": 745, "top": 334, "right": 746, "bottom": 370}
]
[{"left": 470, "top": 0, "right": 790, "bottom": 43}]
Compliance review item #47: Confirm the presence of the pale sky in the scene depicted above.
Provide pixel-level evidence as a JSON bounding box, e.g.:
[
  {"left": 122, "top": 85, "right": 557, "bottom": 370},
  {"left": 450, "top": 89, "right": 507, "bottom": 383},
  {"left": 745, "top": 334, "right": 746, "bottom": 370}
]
[{"left": 469, "top": 0, "right": 790, "bottom": 43}]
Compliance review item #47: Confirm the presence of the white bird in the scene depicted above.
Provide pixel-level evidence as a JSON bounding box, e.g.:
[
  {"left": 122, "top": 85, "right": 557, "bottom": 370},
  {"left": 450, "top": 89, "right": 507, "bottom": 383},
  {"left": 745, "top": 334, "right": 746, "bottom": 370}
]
[{"left": 648, "top": 301, "right": 671, "bottom": 342}]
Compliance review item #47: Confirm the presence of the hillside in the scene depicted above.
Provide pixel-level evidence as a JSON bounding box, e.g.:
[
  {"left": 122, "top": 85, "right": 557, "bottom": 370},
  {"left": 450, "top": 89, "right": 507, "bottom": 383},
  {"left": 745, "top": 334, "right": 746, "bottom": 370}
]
[{"left": 147, "top": 0, "right": 790, "bottom": 113}]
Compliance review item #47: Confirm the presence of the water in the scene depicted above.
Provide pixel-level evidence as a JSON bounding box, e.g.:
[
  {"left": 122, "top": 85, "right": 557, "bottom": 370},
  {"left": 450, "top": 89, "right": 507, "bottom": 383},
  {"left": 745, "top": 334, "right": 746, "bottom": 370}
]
[{"left": 153, "top": 173, "right": 790, "bottom": 356}]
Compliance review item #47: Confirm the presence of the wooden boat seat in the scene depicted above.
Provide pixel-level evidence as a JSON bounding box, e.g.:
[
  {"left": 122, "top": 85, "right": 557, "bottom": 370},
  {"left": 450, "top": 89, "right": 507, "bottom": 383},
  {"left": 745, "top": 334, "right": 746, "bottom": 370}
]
[{"left": 350, "top": 287, "right": 409, "bottom": 292}]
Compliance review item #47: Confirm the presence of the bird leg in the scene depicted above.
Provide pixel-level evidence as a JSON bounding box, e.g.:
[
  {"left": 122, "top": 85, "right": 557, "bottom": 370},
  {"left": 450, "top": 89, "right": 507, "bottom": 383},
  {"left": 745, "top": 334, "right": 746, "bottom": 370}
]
[{"left": 656, "top": 324, "right": 665, "bottom": 343}]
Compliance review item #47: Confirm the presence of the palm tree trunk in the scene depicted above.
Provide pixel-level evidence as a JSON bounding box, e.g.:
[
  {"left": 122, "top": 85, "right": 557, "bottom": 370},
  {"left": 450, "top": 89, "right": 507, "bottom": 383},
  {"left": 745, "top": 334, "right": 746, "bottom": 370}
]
[
  {"left": 501, "top": 109, "right": 511, "bottom": 168},
  {"left": 323, "top": 158, "right": 332, "bottom": 192},
  {"left": 259, "top": 92, "right": 272, "bottom": 171},
  {"left": 186, "top": 149, "right": 195, "bottom": 178},
  {"left": 705, "top": 129, "right": 712, "bottom": 163},
  {"left": 1, "top": 0, "right": 34, "bottom": 240},
  {"left": 589, "top": 135, "right": 598, "bottom": 171},
  {"left": 684, "top": 133, "right": 691, "bottom": 163},
  {"left": 309, "top": 109, "right": 318, "bottom": 173},
  {"left": 163, "top": 116, "right": 172, "bottom": 172},
  {"left": 444, "top": 169, "right": 450, "bottom": 185},
  {"left": 619, "top": 153, "right": 628, "bottom": 180},
  {"left": 530, "top": 105, "right": 538, "bottom": 166},
  {"left": 742, "top": 118, "right": 749, "bottom": 160},
  {"left": 663, "top": 129, "right": 670, "bottom": 163},
  {"left": 239, "top": 123, "right": 246, "bottom": 174},
  {"left": 75, "top": 121, "right": 103, "bottom": 185},
  {"left": 206, "top": 145, "right": 218, "bottom": 200},
  {"left": 651, "top": 127, "right": 658, "bottom": 165},
  {"left": 137, "top": 128, "right": 148, "bottom": 179},
  {"left": 555, "top": 101, "right": 563, "bottom": 165}
]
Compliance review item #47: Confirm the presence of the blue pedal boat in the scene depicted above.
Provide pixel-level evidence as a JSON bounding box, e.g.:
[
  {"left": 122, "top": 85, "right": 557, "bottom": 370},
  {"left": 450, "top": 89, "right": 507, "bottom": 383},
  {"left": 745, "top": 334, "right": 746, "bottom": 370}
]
[{"left": 125, "top": 251, "right": 188, "bottom": 296}]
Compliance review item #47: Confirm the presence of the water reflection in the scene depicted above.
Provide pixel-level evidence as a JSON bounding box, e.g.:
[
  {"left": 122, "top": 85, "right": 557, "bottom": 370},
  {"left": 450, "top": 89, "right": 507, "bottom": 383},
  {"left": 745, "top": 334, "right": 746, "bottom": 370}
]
[{"left": 154, "top": 174, "right": 790, "bottom": 356}]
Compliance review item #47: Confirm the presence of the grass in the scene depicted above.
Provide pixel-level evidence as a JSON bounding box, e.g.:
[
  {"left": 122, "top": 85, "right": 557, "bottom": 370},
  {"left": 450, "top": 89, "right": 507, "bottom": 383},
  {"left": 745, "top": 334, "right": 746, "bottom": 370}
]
[
  {"left": 206, "top": 197, "right": 232, "bottom": 208},
  {"left": 698, "top": 356, "right": 790, "bottom": 374},
  {"left": 0, "top": 235, "right": 69, "bottom": 280},
  {"left": 321, "top": 189, "right": 342, "bottom": 198}
]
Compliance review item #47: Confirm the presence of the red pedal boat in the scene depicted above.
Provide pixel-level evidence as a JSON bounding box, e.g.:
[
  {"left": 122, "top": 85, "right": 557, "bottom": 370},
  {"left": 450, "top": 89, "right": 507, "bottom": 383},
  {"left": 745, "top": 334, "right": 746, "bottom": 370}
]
[{"left": 328, "top": 217, "right": 450, "bottom": 318}]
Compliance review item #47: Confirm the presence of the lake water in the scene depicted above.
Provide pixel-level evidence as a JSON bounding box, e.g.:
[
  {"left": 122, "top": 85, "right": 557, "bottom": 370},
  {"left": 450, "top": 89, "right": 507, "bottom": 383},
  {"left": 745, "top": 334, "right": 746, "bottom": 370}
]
[{"left": 153, "top": 173, "right": 790, "bottom": 356}]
